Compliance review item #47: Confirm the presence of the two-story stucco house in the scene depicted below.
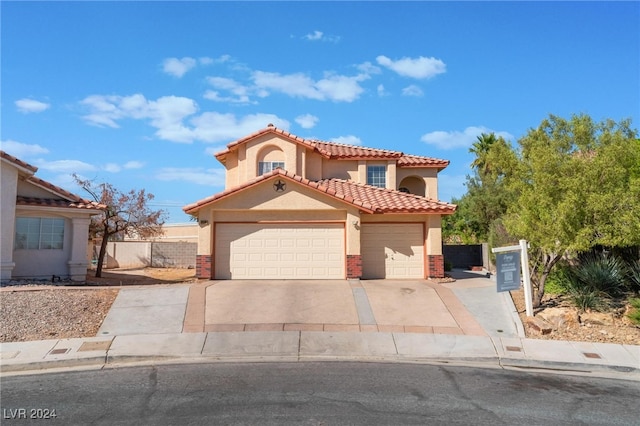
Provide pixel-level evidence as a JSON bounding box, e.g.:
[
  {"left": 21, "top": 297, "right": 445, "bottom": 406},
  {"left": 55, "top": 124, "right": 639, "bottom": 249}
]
[
  {"left": 184, "top": 125, "right": 456, "bottom": 281},
  {"left": 1, "top": 151, "right": 104, "bottom": 282}
]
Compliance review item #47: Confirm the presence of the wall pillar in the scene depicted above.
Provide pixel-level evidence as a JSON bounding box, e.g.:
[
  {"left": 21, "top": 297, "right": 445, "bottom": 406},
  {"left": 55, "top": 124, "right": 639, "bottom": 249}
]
[
  {"left": 346, "top": 254, "right": 362, "bottom": 279},
  {"left": 68, "top": 217, "right": 92, "bottom": 281},
  {"left": 427, "top": 255, "right": 445, "bottom": 278},
  {"left": 196, "top": 255, "right": 212, "bottom": 279}
]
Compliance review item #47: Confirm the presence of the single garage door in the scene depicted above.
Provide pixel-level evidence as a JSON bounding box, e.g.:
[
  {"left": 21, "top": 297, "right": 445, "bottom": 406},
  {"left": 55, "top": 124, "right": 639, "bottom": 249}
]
[
  {"left": 215, "top": 223, "right": 344, "bottom": 279},
  {"left": 361, "top": 223, "right": 424, "bottom": 279}
]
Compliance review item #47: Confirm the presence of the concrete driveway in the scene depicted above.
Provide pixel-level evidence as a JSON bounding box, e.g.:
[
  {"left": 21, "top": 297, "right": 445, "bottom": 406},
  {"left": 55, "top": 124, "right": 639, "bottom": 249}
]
[{"left": 183, "top": 277, "right": 495, "bottom": 336}]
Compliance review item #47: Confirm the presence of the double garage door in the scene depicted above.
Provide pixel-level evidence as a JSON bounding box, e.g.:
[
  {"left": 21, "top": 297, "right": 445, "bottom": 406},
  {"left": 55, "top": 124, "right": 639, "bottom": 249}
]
[
  {"left": 215, "top": 222, "right": 425, "bottom": 280},
  {"left": 215, "top": 223, "right": 344, "bottom": 279}
]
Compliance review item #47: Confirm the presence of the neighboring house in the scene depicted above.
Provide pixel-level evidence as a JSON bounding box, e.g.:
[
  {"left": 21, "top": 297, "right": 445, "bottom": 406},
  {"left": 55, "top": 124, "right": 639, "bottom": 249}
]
[
  {"left": 183, "top": 125, "right": 456, "bottom": 280},
  {"left": 0, "top": 151, "right": 104, "bottom": 282}
]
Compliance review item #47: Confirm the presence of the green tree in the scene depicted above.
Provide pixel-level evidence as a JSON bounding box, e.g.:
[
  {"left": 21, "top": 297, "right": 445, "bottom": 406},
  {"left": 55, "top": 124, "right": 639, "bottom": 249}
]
[
  {"left": 74, "top": 175, "right": 167, "bottom": 277},
  {"left": 443, "top": 135, "right": 516, "bottom": 243},
  {"left": 469, "top": 132, "right": 498, "bottom": 174},
  {"left": 501, "top": 114, "right": 640, "bottom": 307}
]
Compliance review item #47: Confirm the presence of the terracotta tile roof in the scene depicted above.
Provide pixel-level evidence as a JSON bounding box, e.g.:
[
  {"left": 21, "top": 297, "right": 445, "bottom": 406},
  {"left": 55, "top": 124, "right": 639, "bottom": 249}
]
[
  {"left": 311, "top": 140, "right": 402, "bottom": 159},
  {"left": 397, "top": 154, "right": 449, "bottom": 168},
  {"left": 1, "top": 150, "right": 38, "bottom": 173},
  {"left": 214, "top": 125, "right": 449, "bottom": 169},
  {"left": 318, "top": 178, "right": 456, "bottom": 214},
  {"left": 184, "top": 169, "right": 456, "bottom": 215},
  {"left": 16, "top": 196, "right": 105, "bottom": 210},
  {"left": 2, "top": 150, "right": 105, "bottom": 211}
]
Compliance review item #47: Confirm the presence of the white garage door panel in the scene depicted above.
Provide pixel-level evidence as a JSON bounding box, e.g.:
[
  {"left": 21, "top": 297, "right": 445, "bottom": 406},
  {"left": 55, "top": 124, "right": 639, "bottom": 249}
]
[
  {"left": 216, "top": 224, "right": 344, "bottom": 279},
  {"left": 361, "top": 223, "right": 424, "bottom": 279}
]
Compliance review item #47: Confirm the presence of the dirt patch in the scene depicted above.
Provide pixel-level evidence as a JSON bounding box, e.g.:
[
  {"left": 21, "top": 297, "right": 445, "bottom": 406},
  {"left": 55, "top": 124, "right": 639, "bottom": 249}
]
[
  {"left": 0, "top": 268, "right": 197, "bottom": 342},
  {"left": 85, "top": 267, "right": 197, "bottom": 286},
  {"left": 510, "top": 288, "right": 640, "bottom": 345}
]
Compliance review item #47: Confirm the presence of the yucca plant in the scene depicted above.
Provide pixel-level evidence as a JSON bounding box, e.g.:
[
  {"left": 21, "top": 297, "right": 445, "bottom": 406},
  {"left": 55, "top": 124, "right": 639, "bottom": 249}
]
[{"left": 573, "top": 253, "right": 629, "bottom": 297}]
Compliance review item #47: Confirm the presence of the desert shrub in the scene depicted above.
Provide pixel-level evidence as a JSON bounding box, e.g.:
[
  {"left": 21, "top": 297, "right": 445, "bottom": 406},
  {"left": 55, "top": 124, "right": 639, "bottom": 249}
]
[
  {"left": 560, "top": 266, "right": 608, "bottom": 312},
  {"left": 444, "top": 260, "right": 453, "bottom": 272},
  {"left": 572, "top": 253, "right": 629, "bottom": 297}
]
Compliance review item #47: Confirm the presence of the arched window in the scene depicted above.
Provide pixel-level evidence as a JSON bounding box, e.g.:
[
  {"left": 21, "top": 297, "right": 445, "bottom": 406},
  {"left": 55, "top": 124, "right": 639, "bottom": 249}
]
[
  {"left": 257, "top": 145, "right": 285, "bottom": 175},
  {"left": 398, "top": 176, "right": 426, "bottom": 197}
]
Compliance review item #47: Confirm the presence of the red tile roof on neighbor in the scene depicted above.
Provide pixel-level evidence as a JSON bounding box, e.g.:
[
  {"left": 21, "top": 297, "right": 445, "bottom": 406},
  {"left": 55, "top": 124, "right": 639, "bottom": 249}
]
[
  {"left": 214, "top": 125, "right": 450, "bottom": 169},
  {"left": 1, "top": 150, "right": 38, "bottom": 174},
  {"left": 183, "top": 169, "right": 456, "bottom": 215},
  {"left": 2, "top": 150, "right": 106, "bottom": 211}
]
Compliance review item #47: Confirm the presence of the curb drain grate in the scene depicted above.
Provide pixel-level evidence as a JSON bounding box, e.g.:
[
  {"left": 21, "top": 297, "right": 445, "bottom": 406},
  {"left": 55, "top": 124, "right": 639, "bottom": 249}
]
[
  {"left": 506, "top": 346, "right": 522, "bottom": 352},
  {"left": 583, "top": 352, "right": 601, "bottom": 359},
  {"left": 49, "top": 348, "right": 70, "bottom": 355}
]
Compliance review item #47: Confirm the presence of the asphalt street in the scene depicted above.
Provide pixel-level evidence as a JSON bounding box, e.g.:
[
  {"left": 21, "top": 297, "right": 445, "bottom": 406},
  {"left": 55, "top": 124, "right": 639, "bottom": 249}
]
[{"left": 2, "top": 362, "right": 639, "bottom": 425}]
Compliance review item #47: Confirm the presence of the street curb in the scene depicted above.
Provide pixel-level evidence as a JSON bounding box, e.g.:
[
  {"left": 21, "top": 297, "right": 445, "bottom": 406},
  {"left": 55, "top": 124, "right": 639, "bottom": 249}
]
[{"left": 3, "top": 352, "right": 639, "bottom": 381}]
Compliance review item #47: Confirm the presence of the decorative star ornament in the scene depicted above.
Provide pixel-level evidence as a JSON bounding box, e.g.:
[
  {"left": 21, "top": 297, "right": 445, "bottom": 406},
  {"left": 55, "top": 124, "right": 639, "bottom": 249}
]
[{"left": 273, "top": 180, "right": 286, "bottom": 192}]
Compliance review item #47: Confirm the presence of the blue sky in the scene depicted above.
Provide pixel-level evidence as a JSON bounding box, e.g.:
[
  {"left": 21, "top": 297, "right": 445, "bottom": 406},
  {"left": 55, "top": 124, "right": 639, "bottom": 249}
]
[{"left": 2, "top": 1, "right": 639, "bottom": 223}]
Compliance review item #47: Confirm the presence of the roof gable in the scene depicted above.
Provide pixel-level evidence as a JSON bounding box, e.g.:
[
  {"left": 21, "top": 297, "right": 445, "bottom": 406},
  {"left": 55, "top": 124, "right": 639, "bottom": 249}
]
[
  {"left": 184, "top": 169, "right": 456, "bottom": 215},
  {"left": 2, "top": 150, "right": 105, "bottom": 211}
]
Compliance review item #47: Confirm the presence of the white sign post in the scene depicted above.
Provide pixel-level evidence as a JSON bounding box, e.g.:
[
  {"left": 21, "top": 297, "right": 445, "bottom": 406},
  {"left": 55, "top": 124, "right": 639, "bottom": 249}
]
[{"left": 491, "top": 240, "right": 533, "bottom": 317}]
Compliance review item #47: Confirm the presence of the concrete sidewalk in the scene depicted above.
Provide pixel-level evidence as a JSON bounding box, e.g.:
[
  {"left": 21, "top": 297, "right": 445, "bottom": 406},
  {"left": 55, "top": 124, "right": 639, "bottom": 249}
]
[
  {"left": 1, "top": 272, "right": 638, "bottom": 379},
  {"left": 2, "top": 331, "right": 638, "bottom": 379}
]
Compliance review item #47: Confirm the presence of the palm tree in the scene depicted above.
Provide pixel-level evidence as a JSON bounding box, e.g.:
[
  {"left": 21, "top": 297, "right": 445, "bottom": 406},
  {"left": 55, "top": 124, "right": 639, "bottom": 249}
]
[{"left": 469, "top": 132, "right": 498, "bottom": 174}]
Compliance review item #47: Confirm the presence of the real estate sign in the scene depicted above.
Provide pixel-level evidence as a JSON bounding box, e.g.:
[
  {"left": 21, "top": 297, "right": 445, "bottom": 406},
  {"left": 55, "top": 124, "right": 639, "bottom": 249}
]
[{"left": 495, "top": 251, "right": 521, "bottom": 292}]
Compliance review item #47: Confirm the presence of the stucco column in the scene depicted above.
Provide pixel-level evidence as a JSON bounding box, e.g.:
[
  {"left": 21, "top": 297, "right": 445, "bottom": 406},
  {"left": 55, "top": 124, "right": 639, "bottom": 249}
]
[
  {"left": 196, "top": 212, "right": 213, "bottom": 279},
  {"left": 345, "top": 211, "right": 362, "bottom": 278},
  {"left": 387, "top": 160, "right": 396, "bottom": 190},
  {"left": 357, "top": 160, "right": 366, "bottom": 184},
  {"left": 67, "top": 217, "right": 92, "bottom": 281},
  {"left": 0, "top": 166, "right": 18, "bottom": 281},
  {"left": 426, "top": 215, "right": 445, "bottom": 278}
]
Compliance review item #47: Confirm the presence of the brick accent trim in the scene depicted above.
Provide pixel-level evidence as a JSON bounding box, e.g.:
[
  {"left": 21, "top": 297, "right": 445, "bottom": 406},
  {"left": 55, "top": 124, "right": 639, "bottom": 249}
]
[
  {"left": 196, "top": 255, "right": 212, "bottom": 279},
  {"left": 346, "top": 254, "right": 362, "bottom": 279},
  {"left": 427, "top": 255, "right": 445, "bottom": 279}
]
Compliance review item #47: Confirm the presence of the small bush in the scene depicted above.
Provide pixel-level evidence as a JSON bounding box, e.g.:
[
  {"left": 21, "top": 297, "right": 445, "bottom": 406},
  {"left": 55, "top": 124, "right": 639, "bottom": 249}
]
[
  {"left": 573, "top": 253, "right": 629, "bottom": 297},
  {"left": 628, "top": 298, "right": 640, "bottom": 326},
  {"left": 444, "top": 260, "right": 453, "bottom": 272}
]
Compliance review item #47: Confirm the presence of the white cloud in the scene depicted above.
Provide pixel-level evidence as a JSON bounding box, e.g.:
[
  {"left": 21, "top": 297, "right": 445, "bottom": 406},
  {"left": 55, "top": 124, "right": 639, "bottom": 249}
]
[
  {"left": 303, "top": 30, "right": 340, "bottom": 43},
  {"left": 81, "top": 94, "right": 198, "bottom": 142},
  {"left": 305, "top": 30, "right": 324, "bottom": 41},
  {"left": 204, "top": 77, "right": 252, "bottom": 103},
  {"left": 377, "top": 84, "right": 388, "bottom": 97},
  {"left": 421, "top": 126, "right": 514, "bottom": 150},
  {"left": 252, "top": 71, "right": 366, "bottom": 102},
  {"left": 15, "top": 98, "right": 51, "bottom": 114},
  {"left": 199, "top": 57, "right": 213, "bottom": 65},
  {"left": 0, "top": 140, "right": 49, "bottom": 158},
  {"left": 155, "top": 167, "right": 225, "bottom": 186},
  {"left": 123, "top": 160, "right": 144, "bottom": 169},
  {"left": 376, "top": 55, "right": 446, "bottom": 79},
  {"left": 103, "top": 163, "right": 121, "bottom": 173},
  {"left": 102, "top": 161, "right": 143, "bottom": 173},
  {"left": 34, "top": 159, "right": 97, "bottom": 174},
  {"left": 190, "top": 112, "right": 289, "bottom": 143},
  {"left": 330, "top": 135, "right": 362, "bottom": 146},
  {"left": 402, "top": 85, "right": 424, "bottom": 97},
  {"left": 357, "top": 62, "right": 382, "bottom": 75},
  {"left": 295, "top": 114, "right": 319, "bottom": 129},
  {"left": 162, "top": 57, "right": 197, "bottom": 78}
]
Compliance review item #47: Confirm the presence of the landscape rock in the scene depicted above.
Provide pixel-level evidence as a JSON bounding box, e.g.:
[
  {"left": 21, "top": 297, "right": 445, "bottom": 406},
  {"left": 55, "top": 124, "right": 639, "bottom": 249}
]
[
  {"left": 537, "top": 307, "right": 580, "bottom": 331},
  {"left": 580, "top": 312, "right": 614, "bottom": 326}
]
